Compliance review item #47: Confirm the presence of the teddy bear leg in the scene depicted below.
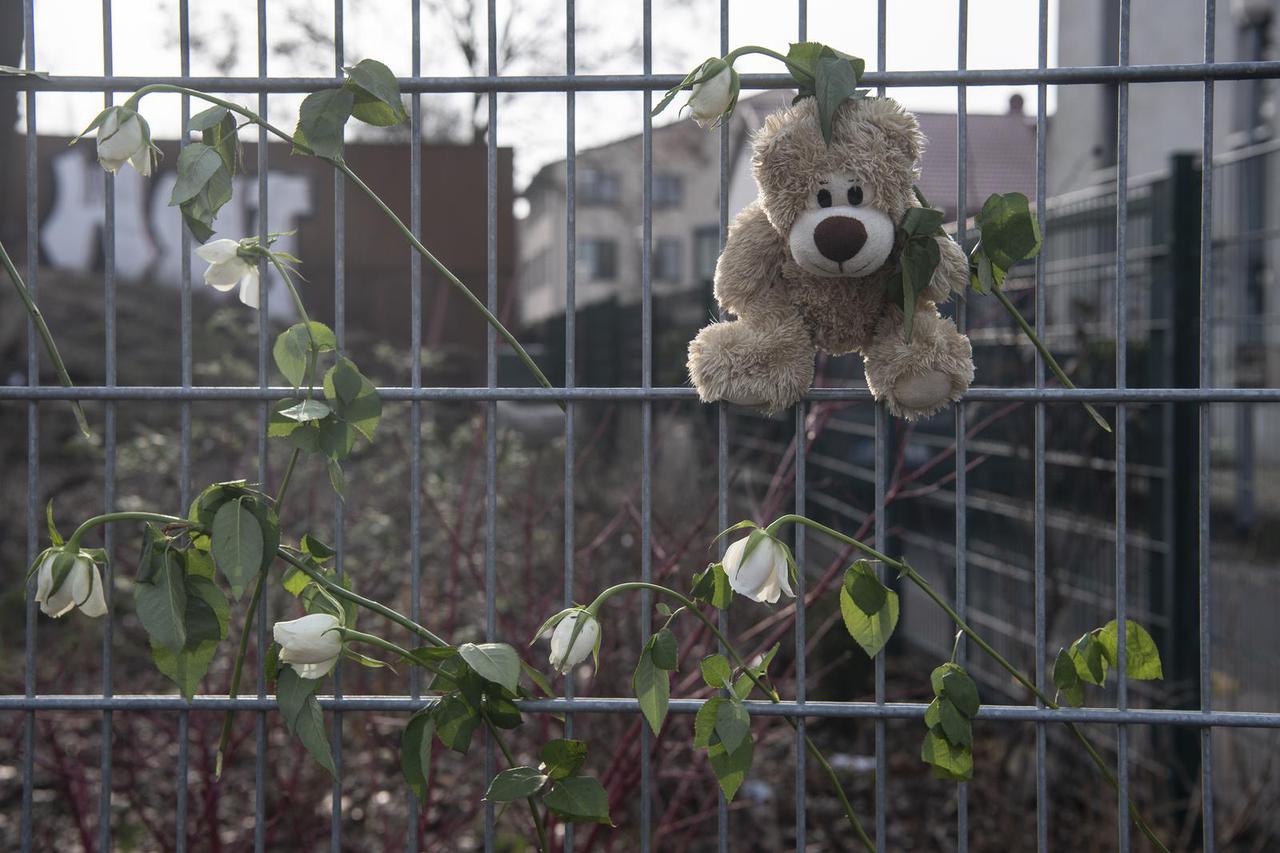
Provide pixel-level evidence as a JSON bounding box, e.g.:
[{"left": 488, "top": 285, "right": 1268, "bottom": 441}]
[
  {"left": 863, "top": 306, "right": 974, "bottom": 420},
  {"left": 688, "top": 317, "right": 815, "bottom": 415}
]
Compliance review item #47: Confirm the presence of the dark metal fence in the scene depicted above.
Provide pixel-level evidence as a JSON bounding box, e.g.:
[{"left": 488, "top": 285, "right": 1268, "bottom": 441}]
[{"left": 5, "top": 0, "right": 1280, "bottom": 851}]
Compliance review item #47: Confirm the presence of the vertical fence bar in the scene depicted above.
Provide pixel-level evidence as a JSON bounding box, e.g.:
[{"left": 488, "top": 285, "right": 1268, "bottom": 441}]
[
  {"left": 407, "top": 0, "right": 424, "bottom": 847},
  {"left": 99, "top": 3, "right": 118, "bottom": 847},
  {"left": 330, "top": 3, "right": 347, "bottom": 848},
  {"left": 254, "top": 4, "right": 270, "bottom": 850},
  {"left": 176, "top": 2, "right": 193, "bottom": 848},
  {"left": 1034, "top": 1, "right": 1049, "bottom": 849},
  {"left": 716, "top": 2, "right": 730, "bottom": 851},
  {"left": 562, "top": 2, "right": 578, "bottom": 850},
  {"left": 954, "top": 2, "right": 969, "bottom": 850},
  {"left": 793, "top": 5, "right": 808, "bottom": 850},
  {"left": 1199, "top": 2, "right": 1217, "bottom": 849},
  {"left": 874, "top": 4, "right": 888, "bottom": 850},
  {"left": 20, "top": 0, "right": 38, "bottom": 849},
  {"left": 639, "top": 0, "right": 654, "bottom": 849},
  {"left": 484, "top": 0, "right": 499, "bottom": 849},
  {"left": 1114, "top": 2, "right": 1132, "bottom": 850}
]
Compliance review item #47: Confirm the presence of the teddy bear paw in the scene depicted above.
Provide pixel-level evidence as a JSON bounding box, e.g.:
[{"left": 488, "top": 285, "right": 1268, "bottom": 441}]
[{"left": 891, "top": 370, "right": 955, "bottom": 418}]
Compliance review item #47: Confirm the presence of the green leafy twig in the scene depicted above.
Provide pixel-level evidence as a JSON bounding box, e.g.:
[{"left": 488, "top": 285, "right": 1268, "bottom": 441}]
[{"left": 1, "top": 239, "right": 94, "bottom": 441}]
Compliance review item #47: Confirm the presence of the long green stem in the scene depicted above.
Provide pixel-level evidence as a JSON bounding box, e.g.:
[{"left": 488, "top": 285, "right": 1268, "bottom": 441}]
[
  {"left": 274, "top": 448, "right": 301, "bottom": 511},
  {"left": 770, "top": 514, "right": 1169, "bottom": 852},
  {"left": 483, "top": 716, "right": 551, "bottom": 853},
  {"left": 991, "top": 287, "right": 1112, "bottom": 433},
  {"left": 214, "top": 569, "right": 267, "bottom": 777},
  {"left": 587, "top": 581, "right": 875, "bottom": 852},
  {"left": 0, "top": 239, "right": 93, "bottom": 441},
  {"left": 277, "top": 550, "right": 448, "bottom": 648},
  {"left": 123, "top": 84, "right": 558, "bottom": 402}
]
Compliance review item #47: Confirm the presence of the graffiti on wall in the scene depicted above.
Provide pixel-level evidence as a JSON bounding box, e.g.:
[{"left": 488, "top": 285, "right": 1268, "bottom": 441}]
[{"left": 40, "top": 149, "right": 312, "bottom": 317}]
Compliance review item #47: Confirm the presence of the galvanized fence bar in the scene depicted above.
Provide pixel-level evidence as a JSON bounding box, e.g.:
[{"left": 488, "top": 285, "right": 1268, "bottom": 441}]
[
  {"left": 874, "top": 5, "right": 888, "bottom": 850},
  {"left": 255, "top": 4, "right": 272, "bottom": 850},
  {"left": 1115, "top": 1, "right": 1132, "bottom": 850},
  {"left": 484, "top": 0, "right": 499, "bottom": 849},
  {"left": 563, "top": 1, "right": 578, "bottom": 850},
  {"left": 640, "top": 0, "right": 655, "bottom": 849},
  {"left": 1034, "top": 0, "right": 1050, "bottom": 847},
  {"left": 954, "top": 2, "right": 970, "bottom": 849}
]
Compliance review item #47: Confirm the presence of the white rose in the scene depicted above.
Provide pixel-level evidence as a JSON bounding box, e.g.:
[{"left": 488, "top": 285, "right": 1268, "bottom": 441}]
[
  {"left": 195, "top": 239, "right": 261, "bottom": 309},
  {"left": 34, "top": 550, "right": 109, "bottom": 619},
  {"left": 96, "top": 107, "right": 153, "bottom": 176},
  {"left": 273, "top": 613, "right": 344, "bottom": 679},
  {"left": 686, "top": 60, "right": 738, "bottom": 128},
  {"left": 548, "top": 611, "right": 600, "bottom": 673},
  {"left": 723, "top": 534, "right": 794, "bottom": 604}
]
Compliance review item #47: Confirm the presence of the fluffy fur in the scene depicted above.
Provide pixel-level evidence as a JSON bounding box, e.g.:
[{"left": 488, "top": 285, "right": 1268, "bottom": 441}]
[{"left": 687, "top": 95, "right": 974, "bottom": 418}]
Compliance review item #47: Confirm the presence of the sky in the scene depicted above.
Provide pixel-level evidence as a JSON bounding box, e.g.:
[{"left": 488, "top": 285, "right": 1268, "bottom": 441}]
[{"left": 19, "top": 0, "right": 1059, "bottom": 188}]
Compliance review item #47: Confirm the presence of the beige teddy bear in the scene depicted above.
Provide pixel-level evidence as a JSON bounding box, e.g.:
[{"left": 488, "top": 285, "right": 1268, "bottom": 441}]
[{"left": 687, "top": 95, "right": 974, "bottom": 419}]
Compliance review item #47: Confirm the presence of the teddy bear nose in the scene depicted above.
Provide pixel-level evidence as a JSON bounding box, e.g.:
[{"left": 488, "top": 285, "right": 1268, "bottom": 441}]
[{"left": 813, "top": 216, "right": 868, "bottom": 263}]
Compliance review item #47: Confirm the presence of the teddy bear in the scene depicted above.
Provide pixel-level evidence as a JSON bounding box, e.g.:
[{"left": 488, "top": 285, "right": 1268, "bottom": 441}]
[{"left": 687, "top": 95, "right": 974, "bottom": 419}]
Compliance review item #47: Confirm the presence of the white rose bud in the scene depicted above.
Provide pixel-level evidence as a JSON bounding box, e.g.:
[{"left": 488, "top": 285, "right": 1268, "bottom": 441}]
[
  {"left": 273, "top": 613, "right": 344, "bottom": 679},
  {"left": 686, "top": 59, "right": 739, "bottom": 128},
  {"left": 96, "top": 107, "right": 154, "bottom": 176},
  {"left": 548, "top": 610, "right": 600, "bottom": 673},
  {"left": 195, "top": 238, "right": 261, "bottom": 309},
  {"left": 34, "top": 550, "right": 109, "bottom": 619},
  {"left": 723, "top": 534, "right": 794, "bottom": 604}
]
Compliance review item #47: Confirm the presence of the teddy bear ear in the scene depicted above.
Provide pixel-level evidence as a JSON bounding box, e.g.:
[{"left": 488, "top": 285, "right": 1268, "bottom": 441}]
[{"left": 860, "top": 98, "right": 923, "bottom": 166}]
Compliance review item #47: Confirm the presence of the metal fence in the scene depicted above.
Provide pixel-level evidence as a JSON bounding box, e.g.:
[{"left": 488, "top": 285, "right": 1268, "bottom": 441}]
[{"left": 4, "top": 0, "right": 1280, "bottom": 851}]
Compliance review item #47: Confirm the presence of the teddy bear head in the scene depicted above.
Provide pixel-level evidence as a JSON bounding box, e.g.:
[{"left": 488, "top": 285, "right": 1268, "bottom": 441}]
[{"left": 751, "top": 95, "right": 923, "bottom": 279}]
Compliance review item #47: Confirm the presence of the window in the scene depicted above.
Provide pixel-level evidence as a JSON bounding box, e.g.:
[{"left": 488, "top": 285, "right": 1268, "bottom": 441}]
[
  {"left": 652, "top": 237, "right": 682, "bottom": 282},
  {"left": 653, "top": 173, "right": 683, "bottom": 208},
  {"left": 694, "top": 226, "right": 721, "bottom": 284},
  {"left": 579, "top": 168, "right": 620, "bottom": 205},
  {"left": 579, "top": 238, "right": 618, "bottom": 280}
]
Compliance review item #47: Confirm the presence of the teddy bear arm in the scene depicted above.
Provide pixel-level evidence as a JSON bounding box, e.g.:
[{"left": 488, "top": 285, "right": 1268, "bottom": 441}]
[
  {"left": 924, "top": 232, "right": 970, "bottom": 304},
  {"left": 862, "top": 304, "right": 974, "bottom": 420},
  {"left": 687, "top": 314, "right": 815, "bottom": 415},
  {"left": 713, "top": 202, "right": 788, "bottom": 316}
]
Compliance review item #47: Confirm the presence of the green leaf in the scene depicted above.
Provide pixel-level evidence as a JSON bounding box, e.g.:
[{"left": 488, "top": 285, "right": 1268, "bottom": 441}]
[
  {"left": 700, "top": 654, "right": 732, "bottom": 689},
  {"left": 650, "top": 628, "right": 678, "bottom": 671},
  {"left": 898, "top": 235, "right": 941, "bottom": 342},
  {"left": 690, "top": 563, "right": 732, "bottom": 609},
  {"left": 458, "top": 642, "right": 521, "bottom": 694},
  {"left": 323, "top": 357, "right": 382, "bottom": 441},
  {"left": 484, "top": 766, "right": 548, "bottom": 803},
  {"left": 633, "top": 648, "right": 670, "bottom": 736},
  {"left": 974, "top": 192, "right": 1042, "bottom": 270},
  {"left": 540, "top": 739, "right": 588, "bottom": 781},
  {"left": 902, "top": 205, "right": 946, "bottom": 236},
  {"left": 301, "top": 534, "right": 336, "bottom": 560},
  {"left": 840, "top": 582, "right": 899, "bottom": 658},
  {"left": 485, "top": 694, "right": 523, "bottom": 729},
  {"left": 294, "top": 88, "right": 354, "bottom": 160},
  {"left": 134, "top": 549, "right": 188, "bottom": 654},
  {"left": 714, "top": 698, "right": 751, "bottom": 755},
  {"left": 924, "top": 698, "right": 942, "bottom": 729},
  {"left": 845, "top": 560, "right": 887, "bottom": 615},
  {"left": 938, "top": 667, "right": 981, "bottom": 718},
  {"left": 813, "top": 55, "right": 862, "bottom": 145},
  {"left": 921, "top": 727, "right": 972, "bottom": 782},
  {"left": 188, "top": 105, "right": 230, "bottom": 132},
  {"left": 280, "top": 399, "right": 332, "bottom": 423},
  {"left": 151, "top": 636, "right": 217, "bottom": 700},
  {"left": 344, "top": 58, "right": 408, "bottom": 126},
  {"left": 211, "top": 498, "right": 265, "bottom": 600},
  {"left": 1069, "top": 633, "right": 1109, "bottom": 686},
  {"left": 433, "top": 694, "right": 479, "bottom": 753},
  {"left": 707, "top": 729, "right": 754, "bottom": 801},
  {"left": 1053, "top": 648, "right": 1085, "bottom": 707},
  {"left": 184, "top": 575, "right": 229, "bottom": 647},
  {"left": 276, "top": 666, "right": 335, "bottom": 775},
  {"left": 937, "top": 697, "right": 972, "bottom": 748},
  {"left": 169, "top": 143, "right": 224, "bottom": 206},
  {"left": 1097, "top": 619, "right": 1164, "bottom": 681},
  {"left": 201, "top": 110, "right": 240, "bottom": 174},
  {"left": 179, "top": 160, "right": 232, "bottom": 242},
  {"left": 693, "top": 697, "right": 723, "bottom": 748},
  {"left": 521, "top": 660, "right": 555, "bottom": 697},
  {"left": 401, "top": 711, "right": 434, "bottom": 803},
  {"left": 273, "top": 321, "right": 337, "bottom": 389},
  {"left": 544, "top": 776, "right": 613, "bottom": 825}
]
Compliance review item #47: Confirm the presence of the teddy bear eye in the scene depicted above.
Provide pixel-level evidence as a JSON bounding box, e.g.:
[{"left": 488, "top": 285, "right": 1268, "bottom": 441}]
[
  {"left": 847, "top": 186, "right": 864, "bottom": 206},
  {"left": 817, "top": 188, "right": 833, "bottom": 208}
]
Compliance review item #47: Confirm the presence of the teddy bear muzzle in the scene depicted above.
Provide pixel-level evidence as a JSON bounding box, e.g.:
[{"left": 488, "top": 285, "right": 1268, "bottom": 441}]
[{"left": 788, "top": 204, "right": 896, "bottom": 280}]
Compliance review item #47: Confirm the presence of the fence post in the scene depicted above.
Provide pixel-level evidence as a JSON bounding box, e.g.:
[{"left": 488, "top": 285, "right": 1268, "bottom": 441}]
[{"left": 1162, "top": 151, "right": 1205, "bottom": 814}]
